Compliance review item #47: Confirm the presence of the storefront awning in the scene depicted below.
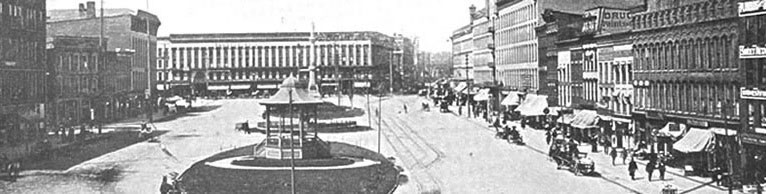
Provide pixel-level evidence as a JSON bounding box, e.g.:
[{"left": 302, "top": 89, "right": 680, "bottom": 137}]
[
  {"left": 473, "top": 88, "right": 490, "bottom": 101},
  {"left": 673, "top": 128, "right": 714, "bottom": 153},
  {"left": 453, "top": 82, "right": 467, "bottom": 93},
  {"left": 557, "top": 113, "right": 576, "bottom": 124},
  {"left": 570, "top": 110, "right": 600, "bottom": 129},
  {"left": 500, "top": 92, "right": 522, "bottom": 106},
  {"left": 516, "top": 94, "right": 549, "bottom": 116},
  {"left": 657, "top": 122, "right": 687, "bottom": 138},
  {"left": 462, "top": 87, "right": 480, "bottom": 95}
]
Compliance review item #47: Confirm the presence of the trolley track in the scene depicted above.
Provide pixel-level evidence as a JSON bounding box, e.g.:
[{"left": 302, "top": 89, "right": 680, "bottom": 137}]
[{"left": 377, "top": 96, "right": 444, "bottom": 192}]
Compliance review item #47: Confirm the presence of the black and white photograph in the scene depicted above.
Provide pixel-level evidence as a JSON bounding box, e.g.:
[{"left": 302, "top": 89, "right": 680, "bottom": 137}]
[{"left": 0, "top": 0, "right": 765, "bottom": 193}]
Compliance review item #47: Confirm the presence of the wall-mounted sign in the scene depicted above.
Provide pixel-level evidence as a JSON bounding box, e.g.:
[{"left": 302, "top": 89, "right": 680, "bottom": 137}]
[
  {"left": 739, "top": 0, "right": 766, "bottom": 17},
  {"left": 742, "top": 132, "right": 766, "bottom": 146},
  {"left": 740, "top": 45, "right": 766, "bottom": 59},
  {"left": 581, "top": 7, "right": 632, "bottom": 35},
  {"left": 742, "top": 87, "right": 766, "bottom": 100},
  {"left": 686, "top": 119, "right": 709, "bottom": 128}
]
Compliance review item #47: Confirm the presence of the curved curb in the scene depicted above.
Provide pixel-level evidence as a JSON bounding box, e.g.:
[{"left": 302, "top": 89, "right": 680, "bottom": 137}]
[{"left": 204, "top": 156, "right": 380, "bottom": 170}]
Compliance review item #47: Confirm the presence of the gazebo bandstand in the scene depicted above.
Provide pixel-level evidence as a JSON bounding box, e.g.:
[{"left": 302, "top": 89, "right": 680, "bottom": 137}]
[{"left": 257, "top": 77, "right": 330, "bottom": 160}]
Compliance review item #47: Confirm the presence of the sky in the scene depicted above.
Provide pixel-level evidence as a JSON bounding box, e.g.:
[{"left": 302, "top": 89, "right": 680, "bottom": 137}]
[{"left": 47, "top": 0, "right": 488, "bottom": 52}]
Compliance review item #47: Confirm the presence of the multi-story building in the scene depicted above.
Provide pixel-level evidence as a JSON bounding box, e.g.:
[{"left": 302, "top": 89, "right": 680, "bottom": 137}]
[
  {"left": 47, "top": 36, "right": 134, "bottom": 129},
  {"left": 536, "top": 9, "right": 584, "bottom": 107},
  {"left": 156, "top": 32, "right": 397, "bottom": 97},
  {"left": 48, "top": 1, "right": 161, "bottom": 109},
  {"left": 392, "top": 34, "right": 416, "bottom": 93},
  {"left": 47, "top": 36, "right": 101, "bottom": 129},
  {"left": 470, "top": 5, "right": 495, "bottom": 85},
  {"left": 632, "top": 0, "right": 740, "bottom": 174},
  {"left": 737, "top": 0, "right": 766, "bottom": 185},
  {"left": 496, "top": 0, "right": 643, "bottom": 99},
  {"left": 0, "top": 0, "right": 48, "bottom": 159},
  {"left": 451, "top": 24, "right": 474, "bottom": 83}
]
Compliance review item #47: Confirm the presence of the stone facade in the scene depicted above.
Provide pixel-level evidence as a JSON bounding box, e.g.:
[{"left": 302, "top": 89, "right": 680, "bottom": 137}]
[
  {"left": 0, "top": 0, "right": 48, "bottom": 158},
  {"left": 156, "top": 32, "right": 399, "bottom": 97}
]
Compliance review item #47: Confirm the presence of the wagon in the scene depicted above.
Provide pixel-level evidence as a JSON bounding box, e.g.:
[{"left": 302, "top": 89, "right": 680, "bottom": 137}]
[{"left": 549, "top": 139, "right": 595, "bottom": 176}]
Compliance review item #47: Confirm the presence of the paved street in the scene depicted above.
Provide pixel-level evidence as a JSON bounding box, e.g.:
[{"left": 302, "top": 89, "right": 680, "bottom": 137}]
[{"left": 0, "top": 95, "right": 739, "bottom": 193}]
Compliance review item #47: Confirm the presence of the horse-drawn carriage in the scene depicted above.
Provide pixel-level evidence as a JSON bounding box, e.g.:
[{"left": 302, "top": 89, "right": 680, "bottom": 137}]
[
  {"left": 549, "top": 138, "right": 595, "bottom": 176},
  {"left": 495, "top": 126, "right": 524, "bottom": 145}
]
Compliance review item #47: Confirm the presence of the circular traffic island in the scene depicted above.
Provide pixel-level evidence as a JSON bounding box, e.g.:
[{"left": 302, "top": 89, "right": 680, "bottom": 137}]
[{"left": 178, "top": 142, "right": 399, "bottom": 194}]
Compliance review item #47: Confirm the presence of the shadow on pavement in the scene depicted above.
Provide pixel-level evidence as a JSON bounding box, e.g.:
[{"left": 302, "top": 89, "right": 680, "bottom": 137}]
[
  {"left": 242, "top": 125, "right": 374, "bottom": 134},
  {"left": 22, "top": 131, "right": 169, "bottom": 171}
]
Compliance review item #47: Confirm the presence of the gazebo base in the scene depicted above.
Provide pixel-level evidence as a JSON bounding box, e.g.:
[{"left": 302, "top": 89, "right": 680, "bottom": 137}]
[{"left": 255, "top": 136, "right": 332, "bottom": 160}]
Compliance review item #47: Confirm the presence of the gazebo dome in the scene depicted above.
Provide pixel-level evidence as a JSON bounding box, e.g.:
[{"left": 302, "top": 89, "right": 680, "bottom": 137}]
[
  {"left": 280, "top": 76, "right": 298, "bottom": 89},
  {"left": 259, "top": 76, "right": 324, "bottom": 105}
]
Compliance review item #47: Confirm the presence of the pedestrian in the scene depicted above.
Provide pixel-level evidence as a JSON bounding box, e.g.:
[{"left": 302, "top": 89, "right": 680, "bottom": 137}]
[
  {"left": 591, "top": 135, "right": 598, "bottom": 153},
  {"left": 403, "top": 104, "right": 408, "bottom": 113},
  {"left": 621, "top": 148, "right": 629, "bottom": 164},
  {"left": 646, "top": 161, "right": 655, "bottom": 181},
  {"left": 628, "top": 158, "right": 638, "bottom": 180},
  {"left": 520, "top": 118, "right": 526, "bottom": 129},
  {"left": 610, "top": 148, "right": 618, "bottom": 166},
  {"left": 604, "top": 138, "right": 612, "bottom": 155},
  {"left": 545, "top": 130, "right": 552, "bottom": 145},
  {"left": 658, "top": 161, "right": 666, "bottom": 180},
  {"left": 160, "top": 176, "right": 172, "bottom": 194}
]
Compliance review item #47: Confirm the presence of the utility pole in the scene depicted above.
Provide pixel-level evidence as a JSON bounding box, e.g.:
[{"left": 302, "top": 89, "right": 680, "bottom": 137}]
[
  {"left": 465, "top": 55, "right": 471, "bottom": 118},
  {"left": 335, "top": 44, "right": 341, "bottom": 105},
  {"left": 145, "top": 0, "right": 153, "bottom": 123}
]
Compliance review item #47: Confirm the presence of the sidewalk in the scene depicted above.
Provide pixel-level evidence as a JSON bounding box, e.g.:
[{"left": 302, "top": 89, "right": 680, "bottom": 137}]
[
  {"left": 446, "top": 105, "right": 742, "bottom": 194},
  {"left": 102, "top": 99, "right": 216, "bottom": 130}
]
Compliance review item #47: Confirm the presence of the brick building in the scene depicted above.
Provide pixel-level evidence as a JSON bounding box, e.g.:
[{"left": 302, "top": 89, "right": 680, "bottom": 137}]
[
  {"left": 47, "top": 2, "right": 161, "bottom": 109},
  {"left": 47, "top": 36, "right": 134, "bottom": 130},
  {"left": 737, "top": 0, "right": 766, "bottom": 185},
  {"left": 536, "top": 9, "right": 584, "bottom": 107},
  {"left": 156, "top": 32, "right": 398, "bottom": 97},
  {"left": 631, "top": 0, "right": 740, "bottom": 175},
  {"left": 0, "top": 0, "right": 48, "bottom": 159}
]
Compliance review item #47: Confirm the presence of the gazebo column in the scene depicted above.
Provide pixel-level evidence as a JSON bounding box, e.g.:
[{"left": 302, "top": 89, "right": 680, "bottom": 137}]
[
  {"left": 265, "top": 106, "right": 271, "bottom": 137},
  {"left": 314, "top": 105, "right": 318, "bottom": 137},
  {"left": 299, "top": 108, "right": 304, "bottom": 146}
]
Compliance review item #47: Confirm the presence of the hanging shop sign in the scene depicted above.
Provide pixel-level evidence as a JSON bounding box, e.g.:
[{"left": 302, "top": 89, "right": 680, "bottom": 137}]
[
  {"left": 741, "top": 87, "right": 766, "bottom": 100},
  {"left": 740, "top": 45, "right": 766, "bottom": 59},
  {"left": 686, "top": 119, "right": 709, "bottom": 128},
  {"left": 739, "top": 0, "right": 766, "bottom": 17}
]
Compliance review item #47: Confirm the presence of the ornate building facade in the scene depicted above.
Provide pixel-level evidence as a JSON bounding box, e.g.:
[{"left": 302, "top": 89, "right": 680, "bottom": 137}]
[
  {"left": 737, "top": 0, "right": 766, "bottom": 185},
  {"left": 156, "top": 32, "right": 398, "bottom": 97},
  {"left": 631, "top": 0, "right": 740, "bottom": 171}
]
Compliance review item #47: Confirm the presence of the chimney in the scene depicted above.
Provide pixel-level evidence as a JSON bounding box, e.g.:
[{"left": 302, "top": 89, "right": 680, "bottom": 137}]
[
  {"left": 86, "top": 1, "right": 96, "bottom": 18},
  {"left": 78, "top": 3, "right": 86, "bottom": 17},
  {"left": 469, "top": 5, "right": 477, "bottom": 20}
]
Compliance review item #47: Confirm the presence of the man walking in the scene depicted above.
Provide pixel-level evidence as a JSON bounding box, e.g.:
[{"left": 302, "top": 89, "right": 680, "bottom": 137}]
[
  {"left": 403, "top": 104, "right": 408, "bottom": 113},
  {"left": 621, "top": 148, "right": 629, "bottom": 164},
  {"left": 610, "top": 148, "right": 618, "bottom": 166},
  {"left": 658, "top": 161, "right": 666, "bottom": 180},
  {"left": 646, "top": 161, "right": 655, "bottom": 181},
  {"left": 628, "top": 158, "right": 638, "bottom": 180}
]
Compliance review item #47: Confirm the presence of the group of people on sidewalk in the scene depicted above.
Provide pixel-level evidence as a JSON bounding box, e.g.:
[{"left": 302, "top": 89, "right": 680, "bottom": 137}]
[{"left": 628, "top": 154, "right": 668, "bottom": 181}]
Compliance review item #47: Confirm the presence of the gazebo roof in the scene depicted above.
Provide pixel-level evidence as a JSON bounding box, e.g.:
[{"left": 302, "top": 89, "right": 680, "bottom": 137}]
[{"left": 259, "top": 76, "right": 324, "bottom": 105}]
